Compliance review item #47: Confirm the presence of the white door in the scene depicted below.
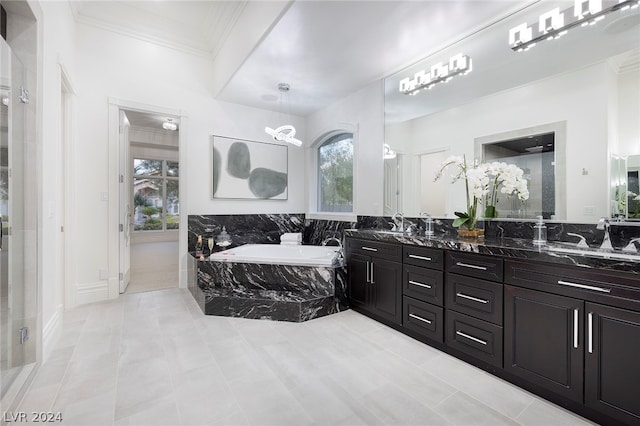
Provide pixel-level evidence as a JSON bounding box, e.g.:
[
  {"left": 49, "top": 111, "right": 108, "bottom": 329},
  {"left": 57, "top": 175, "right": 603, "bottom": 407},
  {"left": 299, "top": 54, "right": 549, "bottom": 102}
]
[
  {"left": 119, "top": 110, "right": 131, "bottom": 293},
  {"left": 420, "top": 151, "right": 449, "bottom": 216}
]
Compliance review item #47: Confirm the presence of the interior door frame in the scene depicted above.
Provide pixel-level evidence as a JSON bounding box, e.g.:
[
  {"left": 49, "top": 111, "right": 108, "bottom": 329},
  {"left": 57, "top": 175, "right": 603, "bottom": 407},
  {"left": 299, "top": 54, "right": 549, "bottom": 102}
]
[{"left": 107, "top": 99, "right": 187, "bottom": 298}]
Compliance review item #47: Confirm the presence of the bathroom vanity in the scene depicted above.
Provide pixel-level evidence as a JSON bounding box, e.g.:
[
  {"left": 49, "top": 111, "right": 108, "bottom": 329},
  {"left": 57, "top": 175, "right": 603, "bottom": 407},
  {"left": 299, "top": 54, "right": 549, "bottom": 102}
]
[{"left": 345, "top": 230, "right": 640, "bottom": 426}]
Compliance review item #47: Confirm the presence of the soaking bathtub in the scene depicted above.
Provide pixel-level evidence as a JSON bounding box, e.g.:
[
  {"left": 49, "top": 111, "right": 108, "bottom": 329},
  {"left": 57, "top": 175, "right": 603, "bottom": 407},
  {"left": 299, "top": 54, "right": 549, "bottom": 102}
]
[
  {"left": 189, "top": 243, "right": 348, "bottom": 322},
  {"left": 209, "top": 243, "right": 341, "bottom": 267}
]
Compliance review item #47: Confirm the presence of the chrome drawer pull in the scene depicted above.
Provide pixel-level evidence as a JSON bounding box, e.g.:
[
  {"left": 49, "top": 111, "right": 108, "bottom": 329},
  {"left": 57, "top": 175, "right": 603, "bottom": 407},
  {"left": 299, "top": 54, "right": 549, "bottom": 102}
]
[
  {"left": 409, "top": 313, "right": 432, "bottom": 324},
  {"left": 409, "top": 280, "right": 432, "bottom": 289},
  {"left": 573, "top": 309, "right": 579, "bottom": 349},
  {"left": 456, "top": 292, "right": 489, "bottom": 304},
  {"left": 409, "top": 254, "right": 432, "bottom": 261},
  {"left": 557, "top": 280, "right": 611, "bottom": 293},
  {"left": 456, "top": 330, "right": 487, "bottom": 346},
  {"left": 456, "top": 262, "right": 487, "bottom": 271},
  {"left": 365, "top": 261, "right": 370, "bottom": 283},
  {"left": 588, "top": 312, "right": 593, "bottom": 354},
  {"left": 370, "top": 262, "right": 375, "bottom": 284},
  {"left": 361, "top": 246, "right": 378, "bottom": 252}
]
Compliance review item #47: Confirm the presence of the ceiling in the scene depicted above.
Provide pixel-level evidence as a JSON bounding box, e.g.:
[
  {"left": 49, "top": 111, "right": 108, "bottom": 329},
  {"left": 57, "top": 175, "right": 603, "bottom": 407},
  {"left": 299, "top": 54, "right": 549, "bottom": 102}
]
[
  {"left": 71, "top": 0, "right": 640, "bottom": 123},
  {"left": 71, "top": 0, "right": 536, "bottom": 118}
]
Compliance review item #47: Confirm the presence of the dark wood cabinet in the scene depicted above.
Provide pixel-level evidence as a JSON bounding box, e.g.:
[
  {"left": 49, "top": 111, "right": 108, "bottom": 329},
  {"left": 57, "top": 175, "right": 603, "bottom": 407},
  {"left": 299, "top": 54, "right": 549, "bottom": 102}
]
[
  {"left": 369, "top": 258, "right": 403, "bottom": 324},
  {"left": 346, "top": 239, "right": 402, "bottom": 325},
  {"left": 347, "top": 253, "right": 369, "bottom": 308},
  {"left": 584, "top": 303, "right": 640, "bottom": 425},
  {"left": 504, "top": 284, "right": 584, "bottom": 403},
  {"left": 403, "top": 296, "right": 443, "bottom": 343},
  {"left": 346, "top": 235, "right": 640, "bottom": 426}
]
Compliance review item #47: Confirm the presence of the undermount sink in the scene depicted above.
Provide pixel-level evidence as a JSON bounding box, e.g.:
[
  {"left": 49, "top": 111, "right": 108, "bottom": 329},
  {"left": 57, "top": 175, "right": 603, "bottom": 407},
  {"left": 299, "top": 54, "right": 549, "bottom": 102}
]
[{"left": 545, "top": 244, "right": 640, "bottom": 262}]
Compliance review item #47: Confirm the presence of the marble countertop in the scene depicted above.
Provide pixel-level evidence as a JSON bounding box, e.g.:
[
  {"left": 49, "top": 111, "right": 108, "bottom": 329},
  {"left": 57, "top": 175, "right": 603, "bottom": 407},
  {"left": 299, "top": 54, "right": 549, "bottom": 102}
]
[{"left": 345, "top": 229, "right": 640, "bottom": 274}]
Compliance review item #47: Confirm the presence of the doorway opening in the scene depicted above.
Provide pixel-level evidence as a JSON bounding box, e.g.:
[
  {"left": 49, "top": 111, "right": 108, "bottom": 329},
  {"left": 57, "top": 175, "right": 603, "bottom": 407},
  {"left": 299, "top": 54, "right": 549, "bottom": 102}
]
[{"left": 121, "top": 109, "right": 180, "bottom": 295}]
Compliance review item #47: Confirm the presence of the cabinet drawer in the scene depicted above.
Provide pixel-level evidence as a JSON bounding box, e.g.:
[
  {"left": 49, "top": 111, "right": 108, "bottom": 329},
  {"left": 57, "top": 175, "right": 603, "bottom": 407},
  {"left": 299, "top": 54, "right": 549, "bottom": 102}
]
[
  {"left": 345, "top": 238, "right": 402, "bottom": 262},
  {"left": 447, "top": 252, "right": 503, "bottom": 282},
  {"left": 403, "top": 246, "right": 444, "bottom": 270},
  {"left": 446, "top": 310, "right": 503, "bottom": 368},
  {"left": 446, "top": 273, "right": 503, "bottom": 325},
  {"left": 403, "top": 296, "right": 443, "bottom": 343},
  {"left": 505, "top": 260, "right": 640, "bottom": 310},
  {"left": 404, "top": 265, "right": 444, "bottom": 306}
]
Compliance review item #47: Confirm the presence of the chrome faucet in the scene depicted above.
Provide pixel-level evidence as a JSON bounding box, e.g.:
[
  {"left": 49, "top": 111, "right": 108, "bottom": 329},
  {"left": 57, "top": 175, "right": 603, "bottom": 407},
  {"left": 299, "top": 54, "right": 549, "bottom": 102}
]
[
  {"left": 596, "top": 217, "right": 614, "bottom": 250},
  {"left": 623, "top": 237, "right": 640, "bottom": 253},
  {"left": 322, "top": 237, "right": 342, "bottom": 249},
  {"left": 391, "top": 212, "right": 405, "bottom": 233}
]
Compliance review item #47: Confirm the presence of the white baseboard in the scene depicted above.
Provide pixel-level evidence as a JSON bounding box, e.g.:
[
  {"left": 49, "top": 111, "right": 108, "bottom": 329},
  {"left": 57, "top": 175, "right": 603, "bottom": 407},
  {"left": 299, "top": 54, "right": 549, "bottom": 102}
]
[
  {"left": 42, "top": 305, "right": 62, "bottom": 363},
  {"left": 76, "top": 281, "right": 110, "bottom": 305}
]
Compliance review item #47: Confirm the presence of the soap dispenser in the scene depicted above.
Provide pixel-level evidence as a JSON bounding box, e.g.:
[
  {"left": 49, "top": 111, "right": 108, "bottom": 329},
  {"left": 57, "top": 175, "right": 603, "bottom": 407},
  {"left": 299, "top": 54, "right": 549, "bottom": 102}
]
[{"left": 533, "top": 216, "right": 547, "bottom": 245}]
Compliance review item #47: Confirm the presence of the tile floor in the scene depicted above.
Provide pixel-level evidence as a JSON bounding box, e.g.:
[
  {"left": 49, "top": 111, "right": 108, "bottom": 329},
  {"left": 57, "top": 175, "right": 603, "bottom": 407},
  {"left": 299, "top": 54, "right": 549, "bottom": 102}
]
[
  {"left": 126, "top": 241, "right": 179, "bottom": 294},
  {"left": 18, "top": 288, "right": 595, "bottom": 426}
]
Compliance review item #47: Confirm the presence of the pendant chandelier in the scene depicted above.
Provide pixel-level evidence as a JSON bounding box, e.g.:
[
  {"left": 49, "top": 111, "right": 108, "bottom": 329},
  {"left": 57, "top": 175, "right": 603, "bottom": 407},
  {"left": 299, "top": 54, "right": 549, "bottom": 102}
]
[{"left": 265, "top": 83, "right": 302, "bottom": 147}]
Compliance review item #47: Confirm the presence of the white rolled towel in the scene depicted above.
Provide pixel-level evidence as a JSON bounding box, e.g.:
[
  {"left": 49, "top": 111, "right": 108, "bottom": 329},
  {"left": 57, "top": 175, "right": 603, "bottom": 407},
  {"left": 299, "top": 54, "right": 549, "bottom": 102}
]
[
  {"left": 280, "top": 241, "right": 301, "bottom": 245},
  {"left": 280, "top": 233, "right": 302, "bottom": 243}
]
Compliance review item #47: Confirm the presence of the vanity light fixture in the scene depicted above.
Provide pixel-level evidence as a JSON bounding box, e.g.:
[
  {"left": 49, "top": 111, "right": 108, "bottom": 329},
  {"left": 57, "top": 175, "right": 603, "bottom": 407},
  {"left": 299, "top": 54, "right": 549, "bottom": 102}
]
[
  {"left": 510, "top": 0, "right": 639, "bottom": 52},
  {"left": 265, "top": 83, "right": 302, "bottom": 147},
  {"left": 162, "top": 118, "right": 177, "bottom": 131},
  {"left": 399, "top": 53, "right": 472, "bottom": 96}
]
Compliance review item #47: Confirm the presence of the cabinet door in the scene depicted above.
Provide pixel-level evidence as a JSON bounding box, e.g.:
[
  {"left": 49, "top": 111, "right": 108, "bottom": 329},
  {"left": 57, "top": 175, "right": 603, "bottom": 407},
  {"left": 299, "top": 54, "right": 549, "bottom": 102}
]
[
  {"left": 370, "top": 259, "right": 402, "bottom": 325},
  {"left": 348, "top": 254, "right": 370, "bottom": 309},
  {"left": 585, "top": 303, "right": 640, "bottom": 425},
  {"left": 504, "top": 285, "right": 584, "bottom": 403}
]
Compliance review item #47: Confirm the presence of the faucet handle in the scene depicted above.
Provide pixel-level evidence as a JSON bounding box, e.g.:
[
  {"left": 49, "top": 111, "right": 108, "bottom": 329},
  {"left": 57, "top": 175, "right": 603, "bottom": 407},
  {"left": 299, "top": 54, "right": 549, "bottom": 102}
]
[
  {"left": 567, "top": 232, "right": 590, "bottom": 248},
  {"left": 623, "top": 238, "right": 640, "bottom": 253}
]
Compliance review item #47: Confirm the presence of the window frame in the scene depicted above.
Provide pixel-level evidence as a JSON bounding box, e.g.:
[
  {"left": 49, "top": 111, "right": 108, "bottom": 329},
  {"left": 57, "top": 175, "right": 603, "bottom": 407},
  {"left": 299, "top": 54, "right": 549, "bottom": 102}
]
[
  {"left": 309, "top": 128, "right": 357, "bottom": 221},
  {"left": 133, "top": 158, "right": 179, "bottom": 232}
]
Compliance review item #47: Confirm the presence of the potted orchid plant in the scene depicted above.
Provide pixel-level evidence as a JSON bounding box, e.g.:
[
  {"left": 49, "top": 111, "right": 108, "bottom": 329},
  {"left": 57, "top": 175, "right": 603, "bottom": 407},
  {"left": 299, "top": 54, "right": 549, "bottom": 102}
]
[
  {"left": 434, "top": 155, "right": 486, "bottom": 234},
  {"left": 483, "top": 161, "right": 530, "bottom": 218},
  {"left": 434, "top": 155, "right": 529, "bottom": 235}
]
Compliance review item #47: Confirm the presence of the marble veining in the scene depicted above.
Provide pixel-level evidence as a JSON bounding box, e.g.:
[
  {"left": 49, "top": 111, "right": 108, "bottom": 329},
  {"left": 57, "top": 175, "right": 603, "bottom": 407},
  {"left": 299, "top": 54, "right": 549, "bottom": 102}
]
[
  {"left": 193, "top": 258, "right": 348, "bottom": 322},
  {"left": 345, "top": 229, "right": 640, "bottom": 274},
  {"left": 303, "top": 218, "right": 357, "bottom": 246},
  {"left": 188, "top": 213, "right": 304, "bottom": 253}
]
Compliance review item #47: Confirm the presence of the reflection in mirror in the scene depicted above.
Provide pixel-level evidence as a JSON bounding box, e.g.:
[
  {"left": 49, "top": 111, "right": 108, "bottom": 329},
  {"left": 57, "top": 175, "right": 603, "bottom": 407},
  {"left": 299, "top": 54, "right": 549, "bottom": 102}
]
[
  {"left": 475, "top": 121, "right": 566, "bottom": 219},
  {"left": 383, "top": 1, "right": 640, "bottom": 223},
  {"left": 611, "top": 154, "right": 628, "bottom": 218},
  {"left": 383, "top": 153, "right": 402, "bottom": 215},
  {"left": 626, "top": 155, "right": 640, "bottom": 219}
]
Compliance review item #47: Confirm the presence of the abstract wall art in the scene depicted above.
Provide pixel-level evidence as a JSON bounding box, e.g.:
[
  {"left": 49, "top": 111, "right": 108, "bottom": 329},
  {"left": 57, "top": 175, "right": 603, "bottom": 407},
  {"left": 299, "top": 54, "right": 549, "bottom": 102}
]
[{"left": 212, "top": 135, "right": 288, "bottom": 200}]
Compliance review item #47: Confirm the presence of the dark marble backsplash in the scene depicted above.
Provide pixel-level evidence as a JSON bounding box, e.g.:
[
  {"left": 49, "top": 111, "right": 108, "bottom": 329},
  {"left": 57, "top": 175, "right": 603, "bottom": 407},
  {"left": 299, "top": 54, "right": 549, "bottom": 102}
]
[
  {"left": 189, "top": 214, "right": 640, "bottom": 252},
  {"left": 188, "top": 214, "right": 305, "bottom": 253}
]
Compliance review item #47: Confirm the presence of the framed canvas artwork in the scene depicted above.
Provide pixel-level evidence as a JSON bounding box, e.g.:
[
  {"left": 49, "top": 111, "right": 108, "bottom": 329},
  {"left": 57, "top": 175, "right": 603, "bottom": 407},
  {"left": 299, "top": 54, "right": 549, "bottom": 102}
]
[{"left": 212, "top": 135, "right": 288, "bottom": 200}]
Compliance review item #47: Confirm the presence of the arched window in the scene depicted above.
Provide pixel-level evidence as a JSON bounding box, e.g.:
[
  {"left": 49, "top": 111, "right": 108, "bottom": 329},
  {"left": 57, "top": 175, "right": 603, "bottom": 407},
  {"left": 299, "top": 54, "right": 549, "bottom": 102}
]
[{"left": 317, "top": 133, "right": 353, "bottom": 212}]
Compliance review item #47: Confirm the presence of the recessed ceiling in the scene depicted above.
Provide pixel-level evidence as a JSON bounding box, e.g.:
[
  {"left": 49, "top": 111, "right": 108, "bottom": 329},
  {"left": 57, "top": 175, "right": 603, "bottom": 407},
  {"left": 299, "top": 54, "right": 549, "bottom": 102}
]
[
  {"left": 70, "top": 0, "right": 638, "bottom": 121},
  {"left": 70, "top": 0, "right": 247, "bottom": 57},
  {"left": 216, "top": 0, "right": 535, "bottom": 116}
]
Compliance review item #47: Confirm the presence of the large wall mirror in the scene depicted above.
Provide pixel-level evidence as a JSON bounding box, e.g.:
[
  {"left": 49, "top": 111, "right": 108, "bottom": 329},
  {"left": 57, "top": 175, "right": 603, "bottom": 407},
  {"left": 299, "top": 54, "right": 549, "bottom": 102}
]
[{"left": 383, "top": 0, "right": 640, "bottom": 223}]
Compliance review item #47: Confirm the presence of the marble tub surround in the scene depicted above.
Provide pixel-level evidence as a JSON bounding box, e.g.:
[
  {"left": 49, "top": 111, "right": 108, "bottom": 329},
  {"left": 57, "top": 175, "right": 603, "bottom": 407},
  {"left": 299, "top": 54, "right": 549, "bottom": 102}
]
[
  {"left": 303, "top": 218, "right": 357, "bottom": 246},
  {"left": 192, "top": 258, "right": 348, "bottom": 322},
  {"left": 345, "top": 229, "right": 640, "bottom": 274},
  {"left": 188, "top": 213, "right": 304, "bottom": 253}
]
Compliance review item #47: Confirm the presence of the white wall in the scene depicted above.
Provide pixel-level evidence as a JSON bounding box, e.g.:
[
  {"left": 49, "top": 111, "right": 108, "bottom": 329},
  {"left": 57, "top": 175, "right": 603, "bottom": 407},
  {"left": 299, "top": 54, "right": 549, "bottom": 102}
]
[
  {"left": 38, "top": 0, "right": 76, "bottom": 360},
  {"left": 306, "top": 80, "right": 385, "bottom": 217},
  {"left": 387, "top": 62, "right": 612, "bottom": 222},
  {"left": 69, "top": 22, "right": 305, "bottom": 306}
]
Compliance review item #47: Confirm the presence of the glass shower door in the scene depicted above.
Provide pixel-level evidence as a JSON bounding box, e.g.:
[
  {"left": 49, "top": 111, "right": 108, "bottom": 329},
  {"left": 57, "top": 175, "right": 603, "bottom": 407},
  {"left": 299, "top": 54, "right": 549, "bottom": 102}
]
[{"left": 1, "top": 37, "right": 37, "bottom": 402}]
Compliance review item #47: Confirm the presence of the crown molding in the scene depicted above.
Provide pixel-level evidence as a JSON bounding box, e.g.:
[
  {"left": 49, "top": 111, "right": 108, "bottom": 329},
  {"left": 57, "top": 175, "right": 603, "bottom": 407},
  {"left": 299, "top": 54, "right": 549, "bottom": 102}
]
[{"left": 74, "top": 14, "right": 213, "bottom": 59}]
